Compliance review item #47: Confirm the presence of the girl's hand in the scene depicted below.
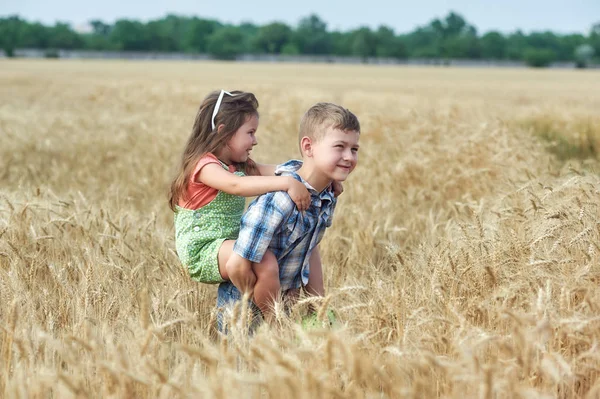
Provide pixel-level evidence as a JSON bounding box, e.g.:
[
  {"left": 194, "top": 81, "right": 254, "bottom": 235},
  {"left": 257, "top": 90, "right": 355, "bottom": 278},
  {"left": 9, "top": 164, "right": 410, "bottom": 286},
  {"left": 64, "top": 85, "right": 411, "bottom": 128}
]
[
  {"left": 235, "top": 267, "right": 257, "bottom": 296},
  {"left": 287, "top": 177, "right": 311, "bottom": 211},
  {"left": 332, "top": 181, "right": 344, "bottom": 197}
]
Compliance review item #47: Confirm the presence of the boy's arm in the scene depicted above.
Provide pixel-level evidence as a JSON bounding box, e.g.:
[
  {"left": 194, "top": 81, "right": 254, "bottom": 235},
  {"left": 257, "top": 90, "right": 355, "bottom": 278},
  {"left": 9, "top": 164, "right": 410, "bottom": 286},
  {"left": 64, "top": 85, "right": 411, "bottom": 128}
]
[
  {"left": 303, "top": 197, "right": 336, "bottom": 296},
  {"left": 305, "top": 246, "right": 324, "bottom": 297},
  {"left": 233, "top": 192, "right": 294, "bottom": 263}
]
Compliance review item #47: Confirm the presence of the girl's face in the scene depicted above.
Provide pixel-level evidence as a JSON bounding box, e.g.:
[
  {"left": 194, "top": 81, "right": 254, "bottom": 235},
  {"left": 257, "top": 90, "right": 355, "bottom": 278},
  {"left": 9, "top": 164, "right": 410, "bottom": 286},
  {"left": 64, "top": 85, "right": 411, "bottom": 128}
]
[{"left": 224, "top": 114, "right": 259, "bottom": 164}]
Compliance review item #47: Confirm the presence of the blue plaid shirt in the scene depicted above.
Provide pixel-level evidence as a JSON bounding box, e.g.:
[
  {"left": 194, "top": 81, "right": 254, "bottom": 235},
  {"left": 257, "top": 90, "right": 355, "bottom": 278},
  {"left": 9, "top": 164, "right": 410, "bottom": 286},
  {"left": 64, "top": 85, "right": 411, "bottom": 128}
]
[{"left": 232, "top": 160, "right": 336, "bottom": 290}]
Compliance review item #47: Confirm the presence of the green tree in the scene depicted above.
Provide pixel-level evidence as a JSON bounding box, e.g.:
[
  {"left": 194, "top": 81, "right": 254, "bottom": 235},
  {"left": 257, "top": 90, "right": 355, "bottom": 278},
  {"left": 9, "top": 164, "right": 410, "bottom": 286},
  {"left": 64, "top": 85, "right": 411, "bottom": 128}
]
[
  {"left": 438, "top": 12, "right": 467, "bottom": 36},
  {"left": 526, "top": 31, "right": 561, "bottom": 58},
  {"left": 162, "top": 15, "right": 190, "bottom": 50},
  {"left": 206, "top": 26, "right": 244, "bottom": 60},
  {"left": 90, "top": 20, "right": 110, "bottom": 36},
  {"left": 144, "top": 15, "right": 195, "bottom": 52},
  {"left": 109, "top": 19, "right": 151, "bottom": 50},
  {"left": 19, "top": 22, "right": 50, "bottom": 49},
  {"left": 443, "top": 28, "right": 481, "bottom": 59},
  {"left": 431, "top": 12, "right": 480, "bottom": 59},
  {"left": 83, "top": 20, "right": 112, "bottom": 50},
  {"left": 186, "top": 18, "right": 220, "bottom": 53},
  {"left": 506, "top": 30, "right": 527, "bottom": 60},
  {"left": 405, "top": 26, "right": 440, "bottom": 58},
  {"left": 255, "top": 22, "right": 292, "bottom": 54},
  {"left": 48, "top": 22, "right": 83, "bottom": 50},
  {"left": 590, "top": 22, "right": 600, "bottom": 60},
  {"left": 0, "top": 13, "right": 594, "bottom": 63},
  {"left": 351, "top": 27, "right": 377, "bottom": 60},
  {"left": 293, "top": 14, "right": 331, "bottom": 54},
  {"left": 480, "top": 31, "right": 506, "bottom": 59},
  {"left": 330, "top": 31, "right": 352, "bottom": 56},
  {"left": 523, "top": 48, "right": 556, "bottom": 67},
  {"left": 281, "top": 42, "right": 300, "bottom": 55},
  {"left": 146, "top": 19, "right": 179, "bottom": 52},
  {"left": 238, "top": 22, "right": 259, "bottom": 53},
  {"left": 374, "top": 26, "right": 407, "bottom": 59},
  {"left": 0, "top": 16, "right": 24, "bottom": 56},
  {"left": 558, "top": 34, "right": 586, "bottom": 61}
]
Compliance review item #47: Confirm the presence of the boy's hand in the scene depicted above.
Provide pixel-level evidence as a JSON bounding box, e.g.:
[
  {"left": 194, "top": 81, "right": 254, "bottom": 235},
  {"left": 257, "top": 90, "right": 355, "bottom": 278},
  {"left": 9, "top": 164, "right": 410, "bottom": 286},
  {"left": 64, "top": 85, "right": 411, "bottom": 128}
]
[
  {"left": 287, "top": 177, "right": 310, "bottom": 211},
  {"left": 226, "top": 253, "right": 257, "bottom": 295},
  {"left": 332, "top": 181, "right": 344, "bottom": 197}
]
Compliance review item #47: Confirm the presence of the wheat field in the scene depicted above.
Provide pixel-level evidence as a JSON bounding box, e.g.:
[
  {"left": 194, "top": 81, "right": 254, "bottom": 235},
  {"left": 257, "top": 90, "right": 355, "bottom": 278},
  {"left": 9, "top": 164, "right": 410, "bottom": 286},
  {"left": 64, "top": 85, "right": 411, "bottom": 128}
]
[{"left": 1, "top": 59, "right": 600, "bottom": 398}]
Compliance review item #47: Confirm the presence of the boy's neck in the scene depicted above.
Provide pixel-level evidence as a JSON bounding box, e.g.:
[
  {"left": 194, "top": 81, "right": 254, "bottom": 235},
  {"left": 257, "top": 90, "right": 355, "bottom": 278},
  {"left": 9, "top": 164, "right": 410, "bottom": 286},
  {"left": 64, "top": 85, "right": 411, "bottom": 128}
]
[{"left": 297, "top": 161, "right": 331, "bottom": 193}]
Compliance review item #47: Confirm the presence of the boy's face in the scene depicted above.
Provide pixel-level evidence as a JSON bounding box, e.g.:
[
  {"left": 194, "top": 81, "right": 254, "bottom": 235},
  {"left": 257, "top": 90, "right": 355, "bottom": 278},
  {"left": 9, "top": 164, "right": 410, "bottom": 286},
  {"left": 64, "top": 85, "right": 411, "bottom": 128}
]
[{"left": 310, "top": 127, "right": 359, "bottom": 182}]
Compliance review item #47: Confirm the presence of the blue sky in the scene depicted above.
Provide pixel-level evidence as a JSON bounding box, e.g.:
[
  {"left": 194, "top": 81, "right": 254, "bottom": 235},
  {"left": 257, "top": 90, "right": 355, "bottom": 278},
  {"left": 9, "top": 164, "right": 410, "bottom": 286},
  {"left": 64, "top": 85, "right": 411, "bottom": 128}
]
[{"left": 1, "top": 0, "right": 598, "bottom": 34}]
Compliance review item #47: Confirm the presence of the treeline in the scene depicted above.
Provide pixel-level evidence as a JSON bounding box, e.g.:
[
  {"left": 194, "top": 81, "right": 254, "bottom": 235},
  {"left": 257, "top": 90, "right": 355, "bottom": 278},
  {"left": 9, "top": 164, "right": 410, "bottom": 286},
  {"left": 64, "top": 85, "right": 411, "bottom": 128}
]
[{"left": 1, "top": 12, "right": 599, "bottom": 67}]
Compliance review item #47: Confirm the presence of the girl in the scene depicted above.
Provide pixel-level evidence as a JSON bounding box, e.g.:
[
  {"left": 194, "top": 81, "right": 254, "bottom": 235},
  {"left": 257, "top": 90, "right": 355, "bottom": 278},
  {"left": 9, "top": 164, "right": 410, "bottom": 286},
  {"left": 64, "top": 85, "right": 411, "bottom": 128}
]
[{"left": 169, "top": 89, "right": 311, "bottom": 319}]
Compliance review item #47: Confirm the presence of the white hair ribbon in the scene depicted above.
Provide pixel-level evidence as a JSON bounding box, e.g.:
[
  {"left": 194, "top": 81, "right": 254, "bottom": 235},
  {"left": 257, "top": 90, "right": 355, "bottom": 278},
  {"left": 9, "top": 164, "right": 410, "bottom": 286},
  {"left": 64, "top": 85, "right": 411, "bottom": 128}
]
[{"left": 211, "top": 90, "right": 234, "bottom": 131}]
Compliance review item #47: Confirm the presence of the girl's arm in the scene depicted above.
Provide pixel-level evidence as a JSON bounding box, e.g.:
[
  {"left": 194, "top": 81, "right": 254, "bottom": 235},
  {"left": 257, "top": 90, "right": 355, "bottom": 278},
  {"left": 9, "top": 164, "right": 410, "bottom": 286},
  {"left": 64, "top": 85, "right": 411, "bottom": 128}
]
[
  {"left": 198, "top": 163, "right": 310, "bottom": 210},
  {"left": 253, "top": 163, "right": 275, "bottom": 176},
  {"left": 255, "top": 162, "right": 344, "bottom": 197}
]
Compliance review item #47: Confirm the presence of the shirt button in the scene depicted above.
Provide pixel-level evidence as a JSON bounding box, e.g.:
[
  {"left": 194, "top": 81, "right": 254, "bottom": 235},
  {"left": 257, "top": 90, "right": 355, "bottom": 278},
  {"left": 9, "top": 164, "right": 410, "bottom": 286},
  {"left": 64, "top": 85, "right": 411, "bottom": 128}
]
[{"left": 193, "top": 226, "right": 200, "bottom": 232}]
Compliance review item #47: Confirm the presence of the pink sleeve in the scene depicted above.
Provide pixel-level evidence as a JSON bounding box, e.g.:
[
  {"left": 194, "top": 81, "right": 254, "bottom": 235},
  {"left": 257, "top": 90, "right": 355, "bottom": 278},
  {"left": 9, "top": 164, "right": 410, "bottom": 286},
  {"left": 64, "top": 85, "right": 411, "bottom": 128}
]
[{"left": 191, "top": 154, "right": 221, "bottom": 184}]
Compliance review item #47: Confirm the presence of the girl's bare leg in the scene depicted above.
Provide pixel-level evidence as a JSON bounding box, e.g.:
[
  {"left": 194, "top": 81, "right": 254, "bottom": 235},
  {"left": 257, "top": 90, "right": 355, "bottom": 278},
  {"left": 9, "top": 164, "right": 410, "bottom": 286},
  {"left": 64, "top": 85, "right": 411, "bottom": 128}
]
[{"left": 217, "top": 240, "right": 236, "bottom": 280}]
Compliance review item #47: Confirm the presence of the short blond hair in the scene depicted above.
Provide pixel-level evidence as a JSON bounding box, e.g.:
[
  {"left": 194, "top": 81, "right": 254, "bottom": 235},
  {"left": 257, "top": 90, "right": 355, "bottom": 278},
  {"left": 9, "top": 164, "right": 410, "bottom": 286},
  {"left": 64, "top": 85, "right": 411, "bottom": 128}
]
[{"left": 298, "top": 103, "right": 360, "bottom": 146}]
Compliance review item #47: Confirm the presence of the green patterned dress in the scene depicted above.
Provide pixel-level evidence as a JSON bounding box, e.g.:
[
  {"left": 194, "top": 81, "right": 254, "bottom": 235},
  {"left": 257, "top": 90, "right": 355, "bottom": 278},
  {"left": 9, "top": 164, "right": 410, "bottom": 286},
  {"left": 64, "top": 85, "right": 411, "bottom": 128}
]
[{"left": 174, "top": 166, "right": 246, "bottom": 283}]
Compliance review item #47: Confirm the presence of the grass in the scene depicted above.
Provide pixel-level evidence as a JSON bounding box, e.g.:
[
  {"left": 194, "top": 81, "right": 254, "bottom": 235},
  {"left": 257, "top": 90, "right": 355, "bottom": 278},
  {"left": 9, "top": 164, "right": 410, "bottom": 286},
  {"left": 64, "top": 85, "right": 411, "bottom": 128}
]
[{"left": 1, "top": 60, "right": 600, "bottom": 397}]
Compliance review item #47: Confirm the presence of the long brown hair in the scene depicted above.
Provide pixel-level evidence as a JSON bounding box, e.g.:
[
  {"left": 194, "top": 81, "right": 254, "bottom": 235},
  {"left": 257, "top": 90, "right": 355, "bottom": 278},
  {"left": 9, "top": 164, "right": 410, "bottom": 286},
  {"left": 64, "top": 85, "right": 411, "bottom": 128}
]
[{"left": 169, "top": 90, "right": 259, "bottom": 210}]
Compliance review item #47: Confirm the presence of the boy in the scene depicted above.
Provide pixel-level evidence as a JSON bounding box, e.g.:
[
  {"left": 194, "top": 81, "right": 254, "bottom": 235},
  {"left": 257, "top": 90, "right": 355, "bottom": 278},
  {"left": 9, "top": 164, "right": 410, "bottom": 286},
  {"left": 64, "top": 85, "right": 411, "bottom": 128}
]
[{"left": 218, "top": 102, "right": 360, "bottom": 320}]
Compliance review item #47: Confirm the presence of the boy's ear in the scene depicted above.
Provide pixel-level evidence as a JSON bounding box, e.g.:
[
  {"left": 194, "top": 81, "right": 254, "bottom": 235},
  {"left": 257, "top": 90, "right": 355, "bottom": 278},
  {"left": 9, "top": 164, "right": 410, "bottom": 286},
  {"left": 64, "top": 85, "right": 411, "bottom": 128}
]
[{"left": 300, "top": 136, "right": 313, "bottom": 157}]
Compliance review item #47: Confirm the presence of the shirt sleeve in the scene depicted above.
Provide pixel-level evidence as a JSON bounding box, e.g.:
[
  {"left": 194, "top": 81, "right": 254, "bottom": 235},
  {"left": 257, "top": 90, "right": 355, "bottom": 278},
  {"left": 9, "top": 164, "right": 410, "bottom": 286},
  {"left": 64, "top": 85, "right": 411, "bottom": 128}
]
[
  {"left": 233, "top": 192, "right": 294, "bottom": 263},
  {"left": 191, "top": 154, "right": 221, "bottom": 183}
]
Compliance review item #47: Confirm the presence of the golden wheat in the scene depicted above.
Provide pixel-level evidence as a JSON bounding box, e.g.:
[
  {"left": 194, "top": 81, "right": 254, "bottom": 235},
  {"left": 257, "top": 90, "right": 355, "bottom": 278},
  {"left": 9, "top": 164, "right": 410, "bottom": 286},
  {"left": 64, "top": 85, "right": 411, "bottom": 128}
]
[{"left": 1, "top": 59, "right": 600, "bottom": 397}]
